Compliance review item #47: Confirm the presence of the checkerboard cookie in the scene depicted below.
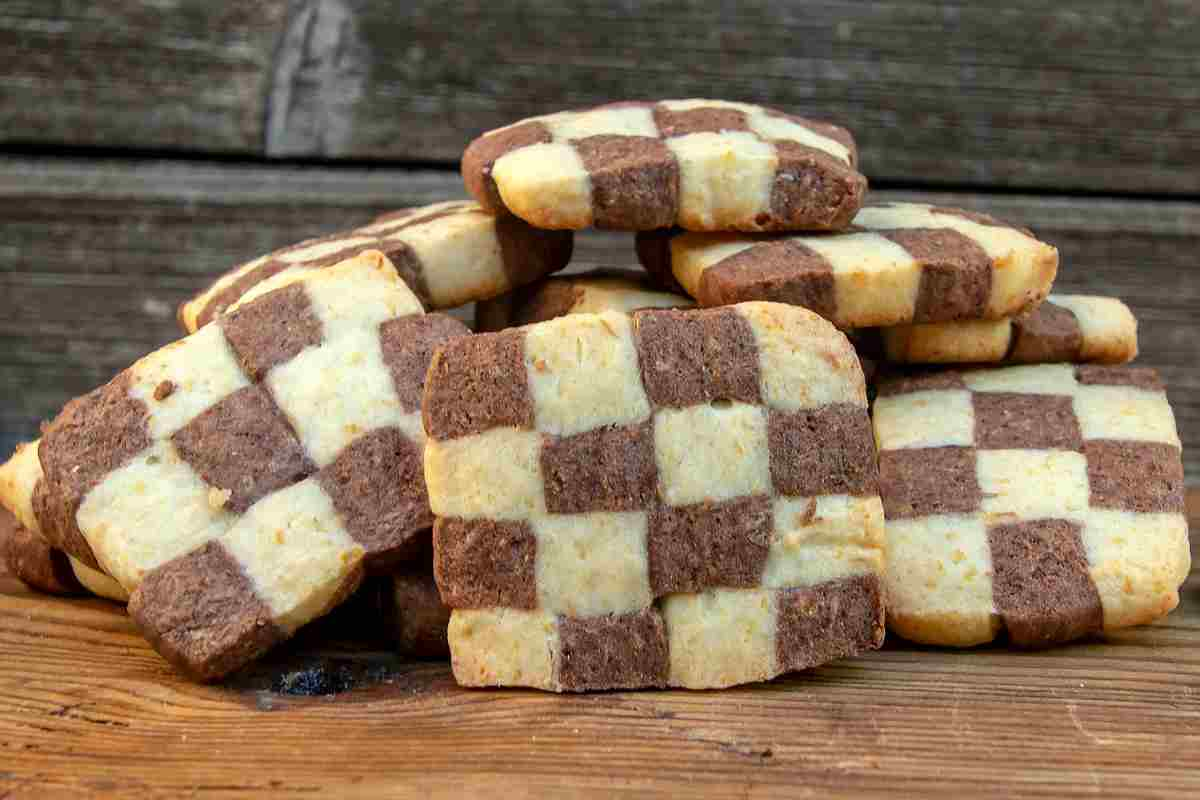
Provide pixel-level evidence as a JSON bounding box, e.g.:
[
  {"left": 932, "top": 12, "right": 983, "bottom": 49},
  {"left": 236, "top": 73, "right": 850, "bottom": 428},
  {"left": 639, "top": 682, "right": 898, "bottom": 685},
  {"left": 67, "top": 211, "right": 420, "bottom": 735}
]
[
  {"left": 326, "top": 553, "right": 450, "bottom": 659},
  {"left": 873, "top": 364, "right": 1188, "bottom": 647},
  {"left": 425, "top": 302, "right": 885, "bottom": 691},
  {"left": 386, "top": 568, "right": 451, "bottom": 658},
  {"left": 354, "top": 559, "right": 451, "bottom": 659},
  {"left": 0, "top": 438, "right": 44, "bottom": 542},
  {"left": 33, "top": 251, "right": 470, "bottom": 680},
  {"left": 178, "top": 201, "right": 573, "bottom": 332},
  {"left": 475, "top": 268, "right": 693, "bottom": 332},
  {"left": 463, "top": 100, "right": 866, "bottom": 232},
  {"left": 636, "top": 203, "right": 1058, "bottom": 328},
  {"left": 0, "top": 441, "right": 128, "bottom": 601},
  {"left": 69, "top": 554, "right": 128, "bottom": 602},
  {"left": 2, "top": 439, "right": 81, "bottom": 595},
  {"left": 1, "top": 504, "right": 81, "bottom": 595},
  {"left": 882, "top": 295, "right": 1138, "bottom": 365}
]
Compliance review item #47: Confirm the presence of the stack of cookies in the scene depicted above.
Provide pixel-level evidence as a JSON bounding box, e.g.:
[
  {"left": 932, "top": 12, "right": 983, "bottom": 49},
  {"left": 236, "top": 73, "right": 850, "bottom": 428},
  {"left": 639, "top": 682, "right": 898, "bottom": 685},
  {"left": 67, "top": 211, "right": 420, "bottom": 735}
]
[{"left": 0, "top": 99, "right": 1187, "bottom": 692}]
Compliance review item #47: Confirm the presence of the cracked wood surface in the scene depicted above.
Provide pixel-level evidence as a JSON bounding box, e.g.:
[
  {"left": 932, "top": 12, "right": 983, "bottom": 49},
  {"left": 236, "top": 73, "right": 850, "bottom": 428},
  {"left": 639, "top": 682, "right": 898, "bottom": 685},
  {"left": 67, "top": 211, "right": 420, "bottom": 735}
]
[
  {"left": 1, "top": 159, "right": 1197, "bottom": 482},
  {"left": 0, "top": 493, "right": 1195, "bottom": 798},
  {"left": 1, "top": 1, "right": 1197, "bottom": 193}
]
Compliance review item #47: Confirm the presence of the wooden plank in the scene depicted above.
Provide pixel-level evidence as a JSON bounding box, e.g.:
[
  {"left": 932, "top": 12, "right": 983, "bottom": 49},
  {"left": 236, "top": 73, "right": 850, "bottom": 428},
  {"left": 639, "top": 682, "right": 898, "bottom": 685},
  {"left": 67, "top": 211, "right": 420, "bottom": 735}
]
[
  {"left": 2, "top": 2, "right": 1197, "bottom": 194},
  {"left": 0, "top": 158, "right": 1197, "bottom": 480},
  {"left": 0, "top": 495, "right": 1196, "bottom": 798},
  {"left": 0, "top": 1, "right": 287, "bottom": 154},
  {"left": 324, "top": 0, "right": 1200, "bottom": 194}
]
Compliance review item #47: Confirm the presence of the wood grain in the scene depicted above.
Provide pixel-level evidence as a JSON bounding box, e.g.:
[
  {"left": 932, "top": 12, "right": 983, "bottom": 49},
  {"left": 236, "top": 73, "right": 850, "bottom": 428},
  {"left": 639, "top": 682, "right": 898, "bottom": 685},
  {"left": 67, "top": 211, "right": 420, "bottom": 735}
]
[
  {"left": 0, "top": 1, "right": 287, "bottom": 155},
  {"left": 0, "top": 495, "right": 1196, "bottom": 798},
  {"left": 3, "top": 1, "right": 1197, "bottom": 194},
  {"left": 1, "top": 158, "right": 1197, "bottom": 480},
  {"left": 331, "top": 0, "right": 1200, "bottom": 194}
]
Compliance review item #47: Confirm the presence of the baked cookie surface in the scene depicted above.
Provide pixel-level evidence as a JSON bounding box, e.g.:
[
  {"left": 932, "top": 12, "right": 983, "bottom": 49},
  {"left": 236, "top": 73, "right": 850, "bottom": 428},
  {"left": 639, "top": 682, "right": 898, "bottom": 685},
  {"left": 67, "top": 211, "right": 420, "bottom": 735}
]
[
  {"left": 475, "top": 268, "right": 693, "bottom": 332},
  {"left": 0, "top": 438, "right": 44, "bottom": 538},
  {"left": 873, "top": 364, "right": 1188, "bottom": 647},
  {"left": 424, "top": 302, "right": 885, "bottom": 691},
  {"left": 0, "top": 505, "right": 81, "bottom": 595},
  {"left": 0, "top": 442, "right": 129, "bottom": 601},
  {"left": 637, "top": 203, "right": 1058, "bottom": 328},
  {"left": 34, "top": 251, "right": 470, "bottom": 680},
  {"left": 462, "top": 100, "right": 866, "bottom": 232},
  {"left": 882, "top": 295, "right": 1138, "bottom": 365},
  {"left": 178, "top": 201, "right": 573, "bottom": 332}
]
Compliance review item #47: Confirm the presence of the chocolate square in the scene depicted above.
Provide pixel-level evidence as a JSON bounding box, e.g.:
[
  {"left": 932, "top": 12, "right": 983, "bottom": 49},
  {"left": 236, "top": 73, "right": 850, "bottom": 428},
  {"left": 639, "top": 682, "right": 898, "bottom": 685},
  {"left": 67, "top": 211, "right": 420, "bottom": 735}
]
[
  {"left": 633, "top": 307, "right": 760, "bottom": 408},
  {"left": 221, "top": 282, "right": 323, "bottom": 380},
  {"left": 973, "top": 392, "right": 1082, "bottom": 451},
  {"left": 574, "top": 135, "right": 679, "bottom": 230},
  {"left": 1085, "top": 440, "right": 1184, "bottom": 514},
  {"left": 647, "top": 495, "right": 772, "bottom": 596},
  {"left": 652, "top": 106, "right": 750, "bottom": 137},
  {"left": 433, "top": 518, "right": 537, "bottom": 609},
  {"left": 129, "top": 541, "right": 288, "bottom": 682},
  {"left": 769, "top": 404, "right": 877, "bottom": 497},
  {"left": 541, "top": 422, "right": 656, "bottom": 514},
  {"left": 882, "top": 228, "right": 990, "bottom": 323},
  {"left": 379, "top": 313, "right": 472, "bottom": 413},
  {"left": 557, "top": 609, "right": 669, "bottom": 691},
  {"left": 422, "top": 329, "right": 535, "bottom": 440},
  {"left": 775, "top": 574, "right": 885, "bottom": 673},
  {"left": 1075, "top": 365, "right": 1164, "bottom": 391},
  {"left": 878, "top": 446, "right": 981, "bottom": 520},
  {"left": 171, "top": 385, "right": 314, "bottom": 514},
  {"left": 1010, "top": 302, "right": 1082, "bottom": 363},
  {"left": 987, "top": 519, "right": 1103, "bottom": 647},
  {"left": 316, "top": 426, "right": 430, "bottom": 568},
  {"left": 698, "top": 240, "right": 836, "bottom": 318}
]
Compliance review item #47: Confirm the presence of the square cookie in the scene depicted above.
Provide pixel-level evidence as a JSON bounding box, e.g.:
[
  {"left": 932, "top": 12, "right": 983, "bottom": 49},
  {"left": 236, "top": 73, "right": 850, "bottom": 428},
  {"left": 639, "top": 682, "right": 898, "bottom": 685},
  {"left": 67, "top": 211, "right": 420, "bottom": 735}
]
[
  {"left": 425, "top": 302, "right": 885, "bottom": 691},
  {"left": 874, "top": 364, "right": 1188, "bottom": 647},
  {"left": 179, "top": 201, "right": 573, "bottom": 332},
  {"left": 637, "top": 202, "right": 1058, "bottom": 329},
  {"left": 34, "top": 251, "right": 471, "bottom": 680},
  {"left": 881, "top": 295, "right": 1138, "bottom": 365},
  {"left": 463, "top": 99, "right": 866, "bottom": 232}
]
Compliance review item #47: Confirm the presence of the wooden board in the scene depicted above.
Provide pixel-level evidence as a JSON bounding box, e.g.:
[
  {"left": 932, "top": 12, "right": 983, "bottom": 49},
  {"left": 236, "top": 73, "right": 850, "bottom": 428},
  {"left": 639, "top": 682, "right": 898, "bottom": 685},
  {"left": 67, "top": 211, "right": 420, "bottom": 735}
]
[
  {"left": 1, "top": 158, "right": 1197, "bottom": 480},
  {"left": 0, "top": 1, "right": 287, "bottom": 155},
  {"left": 320, "top": 0, "right": 1200, "bottom": 194},
  {"left": 2, "top": 2, "right": 1197, "bottom": 195},
  {"left": 0, "top": 493, "right": 1196, "bottom": 798}
]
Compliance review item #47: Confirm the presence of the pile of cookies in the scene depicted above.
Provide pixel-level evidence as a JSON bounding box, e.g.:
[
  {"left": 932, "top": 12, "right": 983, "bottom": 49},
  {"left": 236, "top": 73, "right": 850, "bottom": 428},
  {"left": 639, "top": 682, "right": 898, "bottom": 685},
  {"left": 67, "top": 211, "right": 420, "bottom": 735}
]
[{"left": 0, "top": 100, "right": 1187, "bottom": 691}]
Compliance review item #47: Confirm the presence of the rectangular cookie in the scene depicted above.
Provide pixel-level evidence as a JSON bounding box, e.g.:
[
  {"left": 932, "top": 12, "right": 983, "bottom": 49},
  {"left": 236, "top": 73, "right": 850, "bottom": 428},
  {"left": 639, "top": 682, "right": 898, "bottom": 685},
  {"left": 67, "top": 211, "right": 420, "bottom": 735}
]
[
  {"left": 424, "top": 302, "right": 886, "bottom": 691},
  {"left": 880, "top": 295, "right": 1138, "bottom": 365},
  {"left": 475, "top": 268, "right": 693, "bottom": 332},
  {"left": 463, "top": 99, "right": 866, "bottom": 232},
  {"left": 33, "top": 251, "right": 471, "bottom": 680},
  {"left": 178, "top": 201, "right": 573, "bottom": 332},
  {"left": 873, "top": 364, "right": 1189, "bottom": 647},
  {"left": 636, "top": 202, "right": 1058, "bottom": 329}
]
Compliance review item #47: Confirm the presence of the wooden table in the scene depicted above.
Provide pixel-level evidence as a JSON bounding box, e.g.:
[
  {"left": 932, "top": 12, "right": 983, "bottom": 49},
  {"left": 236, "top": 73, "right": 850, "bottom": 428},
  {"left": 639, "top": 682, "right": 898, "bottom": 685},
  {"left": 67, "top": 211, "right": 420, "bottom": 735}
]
[{"left": 0, "top": 493, "right": 1195, "bottom": 798}]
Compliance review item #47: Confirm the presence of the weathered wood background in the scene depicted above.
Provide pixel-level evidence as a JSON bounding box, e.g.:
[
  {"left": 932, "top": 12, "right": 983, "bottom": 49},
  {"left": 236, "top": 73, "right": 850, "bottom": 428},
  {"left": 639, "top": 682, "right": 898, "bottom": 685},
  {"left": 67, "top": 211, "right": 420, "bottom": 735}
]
[{"left": 2, "top": 0, "right": 1196, "bottom": 478}]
